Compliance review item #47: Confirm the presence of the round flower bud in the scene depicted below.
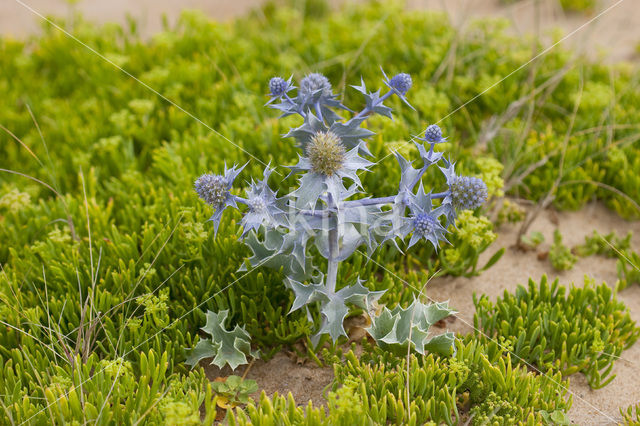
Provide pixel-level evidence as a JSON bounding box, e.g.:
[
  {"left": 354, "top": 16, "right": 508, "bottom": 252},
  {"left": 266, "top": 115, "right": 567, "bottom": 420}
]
[
  {"left": 307, "top": 131, "right": 346, "bottom": 176},
  {"left": 269, "top": 77, "right": 287, "bottom": 97},
  {"left": 450, "top": 176, "right": 488, "bottom": 210},
  {"left": 389, "top": 73, "right": 412, "bottom": 95},
  {"left": 300, "top": 73, "right": 332, "bottom": 97},
  {"left": 425, "top": 124, "right": 443, "bottom": 142},
  {"left": 413, "top": 212, "right": 437, "bottom": 236},
  {"left": 195, "top": 174, "right": 229, "bottom": 209}
]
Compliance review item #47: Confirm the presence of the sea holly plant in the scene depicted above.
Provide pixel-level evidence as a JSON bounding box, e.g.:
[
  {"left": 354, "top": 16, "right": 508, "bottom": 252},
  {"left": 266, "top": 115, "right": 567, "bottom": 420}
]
[{"left": 194, "top": 71, "right": 488, "bottom": 356}]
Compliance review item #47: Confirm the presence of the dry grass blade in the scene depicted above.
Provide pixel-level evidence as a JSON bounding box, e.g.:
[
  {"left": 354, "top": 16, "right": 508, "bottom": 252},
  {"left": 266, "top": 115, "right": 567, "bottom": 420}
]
[
  {"left": 515, "top": 65, "right": 584, "bottom": 244},
  {"left": 0, "top": 123, "right": 44, "bottom": 167}
]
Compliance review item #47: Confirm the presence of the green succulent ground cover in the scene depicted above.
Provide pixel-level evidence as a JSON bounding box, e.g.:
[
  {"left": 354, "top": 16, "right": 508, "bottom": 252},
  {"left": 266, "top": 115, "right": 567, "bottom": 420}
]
[
  {"left": 1, "top": 0, "right": 640, "bottom": 424},
  {"left": 231, "top": 337, "right": 571, "bottom": 425},
  {"left": 474, "top": 276, "right": 640, "bottom": 389},
  {"left": 622, "top": 403, "right": 640, "bottom": 426}
]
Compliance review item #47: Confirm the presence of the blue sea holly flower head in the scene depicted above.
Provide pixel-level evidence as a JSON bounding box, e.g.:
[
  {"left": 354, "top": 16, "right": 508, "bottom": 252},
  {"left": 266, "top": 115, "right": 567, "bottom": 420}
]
[
  {"left": 450, "top": 175, "right": 488, "bottom": 210},
  {"left": 383, "top": 182, "right": 448, "bottom": 250},
  {"left": 410, "top": 212, "right": 446, "bottom": 249},
  {"left": 388, "top": 73, "right": 412, "bottom": 96},
  {"left": 270, "top": 72, "right": 349, "bottom": 123},
  {"left": 299, "top": 73, "right": 332, "bottom": 97},
  {"left": 381, "top": 68, "right": 415, "bottom": 110},
  {"left": 424, "top": 124, "right": 447, "bottom": 143},
  {"left": 297, "top": 72, "right": 350, "bottom": 123},
  {"left": 414, "top": 124, "right": 448, "bottom": 166},
  {"left": 406, "top": 184, "right": 448, "bottom": 249},
  {"left": 307, "top": 131, "right": 346, "bottom": 176},
  {"left": 439, "top": 160, "right": 488, "bottom": 225},
  {"left": 269, "top": 76, "right": 289, "bottom": 97},
  {"left": 194, "top": 163, "right": 246, "bottom": 235},
  {"left": 266, "top": 75, "right": 294, "bottom": 107}
]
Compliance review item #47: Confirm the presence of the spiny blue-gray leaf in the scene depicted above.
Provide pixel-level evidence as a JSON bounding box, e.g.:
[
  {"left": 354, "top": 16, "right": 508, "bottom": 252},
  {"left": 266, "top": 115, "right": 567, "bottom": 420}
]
[
  {"left": 366, "top": 299, "right": 457, "bottom": 356},
  {"left": 286, "top": 279, "right": 330, "bottom": 313},
  {"left": 294, "top": 172, "right": 327, "bottom": 209},
  {"left": 186, "top": 310, "right": 257, "bottom": 370}
]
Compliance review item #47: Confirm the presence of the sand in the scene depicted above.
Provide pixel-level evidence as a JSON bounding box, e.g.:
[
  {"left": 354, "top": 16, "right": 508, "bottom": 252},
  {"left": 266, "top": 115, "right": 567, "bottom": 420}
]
[{"left": 204, "top": 201, "right": 640, "bottom": 424}]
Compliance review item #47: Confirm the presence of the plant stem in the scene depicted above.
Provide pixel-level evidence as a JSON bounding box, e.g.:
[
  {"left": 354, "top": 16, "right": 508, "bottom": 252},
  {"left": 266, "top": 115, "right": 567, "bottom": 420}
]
[
  {"left": 353, "top": 90, "right": 393, "bottom": 120},
  {"left": 315, "top": 102, "right": 323, "bottom": 122},
  {"left": 233, "top": 195, "right": 249, "bottom": 205},
  {"left": 284, "top": 93, "right": 306, "bottom": 118},
  {"left": 342, "top": 191, "right": 448, "bottom": 208},
  {"left": 326, "top": 193, "right": 339, "bottom": 294}
]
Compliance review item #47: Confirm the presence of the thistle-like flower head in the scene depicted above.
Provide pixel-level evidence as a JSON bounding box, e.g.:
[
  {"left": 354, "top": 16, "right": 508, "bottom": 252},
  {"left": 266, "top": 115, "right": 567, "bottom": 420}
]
[
  {"left": 290, "top": 130, "right": 373, "bottom": 208},
  {"left": 269, "top": 77, "right": 288, "bottom": 97},
  {"left": 195, "top": 163, "right": 245, "bottom": 236},
  {"left": 388, "top": 73, "right": 412, "bottom": 95},
  {"left": 195, "top": 174, "right": 229, "bottom": 210},
  {"left": 381, "top": 68, "right": 415, "bottom": 111},
  {"left": 405, "top": 185, "right": 449, "bottom": 249},
  {"left": 413, "top": 212, "right": 437, "bottom": 236},
  {"left": 407, "top": 210, "right": 448, "bottom": 249},
  {"left": 248, "top": 196, "right": 267, "bottom": 213},
  {"left": 307, "top": 131, "right": 346, "bottom": 176},
  {"left": 424, "top": 124, "right": 445, "bottom": 143},
  {"left": 449, "top": 176, "right": 488, "bottom": 210},
  {"left": 300, "top": 73, "right": 332, "bottom": 97},
  {"left": 382, "top": 182, "right": 449, "bottom": 250},
  {"left": 439, "top": 162, "right": 488, "bottom": 220}
]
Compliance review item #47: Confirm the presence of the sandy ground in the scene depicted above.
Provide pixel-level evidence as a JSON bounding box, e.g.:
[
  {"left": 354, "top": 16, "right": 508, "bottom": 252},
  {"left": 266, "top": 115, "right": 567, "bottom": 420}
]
[
  {"left": 204, "top": 202, "right": 640, "bottom": 424},
  {"left": 1, "top": 0, "right": 639, "bottom": 62}
]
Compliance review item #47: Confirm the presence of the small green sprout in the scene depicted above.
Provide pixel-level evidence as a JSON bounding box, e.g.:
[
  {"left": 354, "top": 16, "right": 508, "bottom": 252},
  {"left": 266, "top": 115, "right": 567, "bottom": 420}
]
[
  {"left": 212, "top": 375, "right": 258, "bottom": 407},
  {"left": 549, "top": 230, "right": 577, "bottom": 271},
  {"left": 520, "top": 230, "right": 545, "bottom": 250}
]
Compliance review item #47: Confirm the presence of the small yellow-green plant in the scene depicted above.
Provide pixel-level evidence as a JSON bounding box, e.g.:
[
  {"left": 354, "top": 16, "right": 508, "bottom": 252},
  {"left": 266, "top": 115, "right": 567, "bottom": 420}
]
[
  {"left": 549, "top": 229, "right": 578, "bottom": 271},
  {"left": 211, "top": 375, "right": 259, "bottom": 406}
]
